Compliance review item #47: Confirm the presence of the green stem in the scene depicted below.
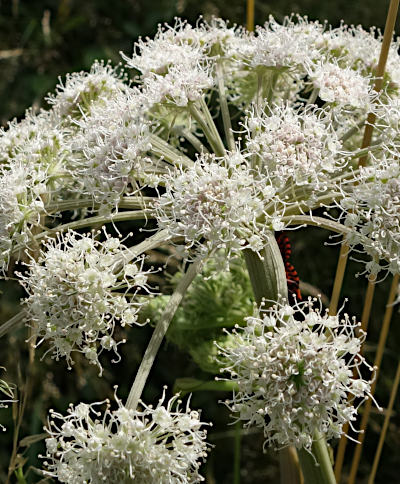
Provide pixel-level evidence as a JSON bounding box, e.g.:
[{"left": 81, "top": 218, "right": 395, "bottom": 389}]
[
  {"left": 281, "top": 215, "right": 352, "bottom": 236},
  {"left": 149, "top": 134, "right": 194, "bottom": 167},
  {"left": 189, "top": 99, "right": 226, "bottom": 157},
  {"left": 12, "top": 210, "right": 153, "bottom": 254},
  {"left": 179, "top": 129, "right": 209, "bottom": 154},
  {"left": 307, "top": 87, "right": 319, "bottom": 105},
  {"left": 44, "top": 196, "right": 156, "bottom": 214},
  {"left": 340, "top": 119, "right": 366, "bottom": 142},
  {"left": 298, "top": 432, "right": 336, "bottom": 484},
  {"left": 216, "top": 61, "right": 235, "bottom": 151},
  {"left": 125, "top": 259, "right": 203, "bottom": 410},
  {"left": 244, "top": 234, "right": 335, "bottom": 483}
]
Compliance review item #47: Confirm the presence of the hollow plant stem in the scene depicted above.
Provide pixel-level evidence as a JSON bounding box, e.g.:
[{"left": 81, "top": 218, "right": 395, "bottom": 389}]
[
  {"left": 333, "top": 1, "right": 398, "bottom": 472},
  {"left": 329, "top": 242, "right": 349, "bottom": 316},
  {"left": 358, "top": 0, "right": 400, "bottom": 167},
  {"left": 189, "top": 99, "right": 226, "bottom": 157},
  {"left": 348, "top": 273, "right": 399, "bottom": 484},
  {"left": 125, "top": 259, "right": 203, "bottom": 410},
  {"left": 0, "top": 310, "right": 26, "bottom": 339}
]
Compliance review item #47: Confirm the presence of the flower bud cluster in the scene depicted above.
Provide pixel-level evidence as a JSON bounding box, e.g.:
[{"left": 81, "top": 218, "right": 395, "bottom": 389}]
[
  {"left": 43, "top": 390, "right": 209, "bottom": 483},
  {"left": 19, "top": 230, "right": 151, "bottom": 374},
  {"left": 218, "top": 299, "right": 374, "bottom": 451}
]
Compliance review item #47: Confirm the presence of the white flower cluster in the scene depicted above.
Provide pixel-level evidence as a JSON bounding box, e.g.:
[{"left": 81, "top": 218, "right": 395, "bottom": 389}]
[
  {"left": 70, "top": 88, "right": 152, "bottom": 208},
  {"left": 19, "top": 230, "right": 151, "bottom": 374},
  {"left": 43, "top": 390, "right": 209, "bottom": 483},
  {"left": 154, "top": 153, "right": 276, "bottom": 263},
  {"left": 337, "top": 157, "right": 400, "bottom": 276},
  {"left": 308, "top": 61, "right": 372, "bottom": 108},
  {"left": 123, "top": 21, "right": 214, "bottom": 107},
  {"left": 0, "top": 161, "right": 48, "bottom": 273},
  {"left": 218, "top": 300, "right": 374, "bottom": 451},
  {"left": 46, "top": 60, "right": 128, "bottom": 118},
  {"left": 244, "top": 103, "right": 343, "bottom": 189}
]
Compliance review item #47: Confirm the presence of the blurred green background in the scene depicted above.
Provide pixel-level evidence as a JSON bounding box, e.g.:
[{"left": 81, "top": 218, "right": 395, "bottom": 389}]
[{"left": 0, "top": 1, "right": 399, "bottom": 483}]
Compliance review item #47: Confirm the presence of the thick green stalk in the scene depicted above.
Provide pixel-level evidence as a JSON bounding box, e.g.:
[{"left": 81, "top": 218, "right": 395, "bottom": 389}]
[
  {"left": 298, "top": 432, "right": 336, "bottom": 484},
  {"left": 243, "top": 232, "right": 288, "bottom": 307},
  {"left": 281, "top": 215, "right": 353, "bottom": 236},
  {"left": 45, "top": 196, "right": 156, "bottom": 214},
  {"left": 12, "top": 210, "right": 153, "bottom": 255}
]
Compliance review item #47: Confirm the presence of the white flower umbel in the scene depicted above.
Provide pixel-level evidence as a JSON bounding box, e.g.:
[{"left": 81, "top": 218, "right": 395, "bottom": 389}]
[
  {"left": 244, "top": 103, "right": 343, "bottom": 190},
  {"left": 47, "top": 60, "right": 128, "bottom": 119},
  {"left": 324, "top": 24, "right": 400, "bottom": 89},
  {"left": 123, "top": 23, "right": 206, "bottom": 79},
  {"left": 154, "top": 153, "right": 273, "bottom": 263},
  {"left": 337, "top": 156, "right": 400, "bottom": 276},
  {"left": 218, "top": 299, "right": 374, "bottom": 452},
  {"left": 42, "top": 389, "right": 209, "bottom": 483},
  {"left": 70, "top": 88, "right": 152, "bottom": 208},
  {"left": 143, "top": 65, "right": 214, "bottom": 107},
  {"left": 243, "top": 17, "right": 321, "bottom": 70},
  {"left": 307, "top": 61, "right": 373, "bottom": 108},
  {"left": 19, "top": 230, "right": 151, "bottom": 374},
  {"left": 0, "top": 161, "right": 48, "bottom": 273}
]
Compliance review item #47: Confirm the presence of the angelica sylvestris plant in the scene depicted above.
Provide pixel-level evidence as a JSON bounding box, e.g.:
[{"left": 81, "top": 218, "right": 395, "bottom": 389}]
[{"left": 1, "top": 13, "right": 400, "bottom": 483}]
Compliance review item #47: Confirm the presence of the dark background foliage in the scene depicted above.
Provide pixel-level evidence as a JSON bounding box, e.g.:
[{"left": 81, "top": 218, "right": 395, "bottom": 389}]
[{"left": 0, "top": 1, "right": 399, "bottom": 483}]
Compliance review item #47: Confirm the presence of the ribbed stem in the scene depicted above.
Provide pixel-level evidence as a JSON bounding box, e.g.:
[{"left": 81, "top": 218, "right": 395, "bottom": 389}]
[
  {"left": 246, "top": 0, "right": 255, "bottom": 31},
  {"left": 329, "top": 242, "right": 349, "bottom": 316}
]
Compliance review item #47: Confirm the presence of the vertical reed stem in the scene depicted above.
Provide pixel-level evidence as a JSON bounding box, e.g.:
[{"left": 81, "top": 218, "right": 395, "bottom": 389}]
[
  {"left": 334, "top": 274, "right": 376, "bottom": 481},
  {"left": 368, "top": 360, "right": 400, "bottom": 484},
  {"left": 246, "top": 0, "right": 255, "bottom": 31},
  {"left": 329, "top": 242, "right": 349, "bottom": 316},
  {"left": 348, "top": 273, "right": 399, "bottom": 484}
]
